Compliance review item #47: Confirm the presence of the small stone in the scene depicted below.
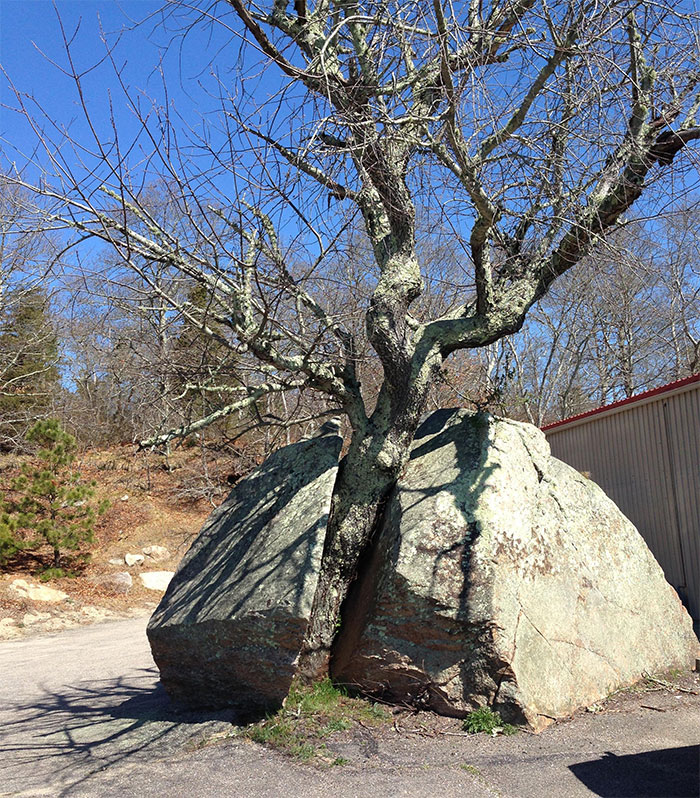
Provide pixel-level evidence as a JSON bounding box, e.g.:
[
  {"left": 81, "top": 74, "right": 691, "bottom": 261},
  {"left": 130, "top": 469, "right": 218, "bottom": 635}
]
[
  {"left": 142, "top": 545, "right": 170, "bottom": 562},
  {"left": 108, "top": 558, "right": 124, "bottom": 566},
  {"left": 125, "top": 553, "right": 145, "bottom": 567},
  {"left": 22, "top": 611, "right": 52, "bottom": 627},
  {"left": 93, "top": 572, "right": 132, "bottom": 595},
  {"left": 8, "top": 579, "right": 69, "bottom": 603},
  {"left": 120, "top": 495, "right": 129, "bottom": 502},
  {"left": 43, "top": 617, "right": 73, "bottom": 632},
  {"left": 140, "top": 571, "right": 174, "bottom": 592},
  {"left": 0, "top": 618, "right": 22, "bottom": 640},
  {"left": 80, "top": 606, "right": 111, "bottom": 622}
]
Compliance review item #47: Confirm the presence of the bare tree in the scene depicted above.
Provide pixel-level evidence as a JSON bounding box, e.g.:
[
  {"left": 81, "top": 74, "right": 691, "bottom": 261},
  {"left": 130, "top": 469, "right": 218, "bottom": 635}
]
[
  {"left": 4, "top": 0, "right": 700, "bottom": 675},
  {"left": 660, "top": 207, "right": 700, "bottom": 376},
  {"left": 488, "top": 212, "right": 700, "bottom": 425}
]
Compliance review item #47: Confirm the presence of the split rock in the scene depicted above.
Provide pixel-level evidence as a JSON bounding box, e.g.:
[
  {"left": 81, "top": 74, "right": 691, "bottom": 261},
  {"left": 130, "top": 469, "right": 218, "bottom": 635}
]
[
  {"left": 147, "top": 421, "right": 343, "bottom": 713},
  {"left": 332, "top": 409, "right": 698, "bottom": 731}
]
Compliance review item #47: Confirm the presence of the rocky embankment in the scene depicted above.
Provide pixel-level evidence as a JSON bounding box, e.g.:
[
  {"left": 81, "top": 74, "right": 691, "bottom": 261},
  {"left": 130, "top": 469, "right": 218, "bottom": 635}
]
[{"left": 0, "top": 545, "right": 176, "bottom": 640}]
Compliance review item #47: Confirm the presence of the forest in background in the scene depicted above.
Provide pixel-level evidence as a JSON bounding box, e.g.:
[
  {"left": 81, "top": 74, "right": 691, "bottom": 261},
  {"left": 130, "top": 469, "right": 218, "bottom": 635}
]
[{"left": 2, "top": 173, "right": 698, "bottom": 467}]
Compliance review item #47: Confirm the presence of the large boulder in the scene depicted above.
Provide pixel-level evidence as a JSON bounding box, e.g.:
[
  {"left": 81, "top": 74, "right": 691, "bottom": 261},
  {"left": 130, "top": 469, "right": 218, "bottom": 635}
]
[
  {"left": 332, "top": 409, "right": 697, "bottom": 731},
  {"left": 147, "top": 421, "right": 342, "bottom": 713}
]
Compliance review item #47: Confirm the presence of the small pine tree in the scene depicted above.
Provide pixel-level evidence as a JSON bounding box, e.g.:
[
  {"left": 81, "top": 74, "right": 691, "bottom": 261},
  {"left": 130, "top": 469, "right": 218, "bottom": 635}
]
[
  {"left": 7, "top": 419, "right": 108, "bottom": 573},
  {"left": 0, "top": 503, "right": 23, "bottom": 565}
]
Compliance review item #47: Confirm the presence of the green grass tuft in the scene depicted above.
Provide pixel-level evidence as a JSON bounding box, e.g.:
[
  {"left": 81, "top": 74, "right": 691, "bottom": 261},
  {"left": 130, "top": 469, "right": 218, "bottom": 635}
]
[
  {"left": 463, "top": 707, "right": 518, "bottom": 736},
  {"left": 242, "top": 678, "right": 391, "bottom": 765},
  {"left": 460, "top": 763, "right": 480, "bottom": 775},
  {"left": 287, "top": 677, "right": 346, "bottom": 715}
]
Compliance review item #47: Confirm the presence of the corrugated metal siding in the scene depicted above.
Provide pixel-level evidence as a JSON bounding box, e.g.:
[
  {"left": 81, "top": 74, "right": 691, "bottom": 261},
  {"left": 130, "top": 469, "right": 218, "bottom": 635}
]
[
  {"left": 663, "top": 388, "right": 700, "bottom": 622},
  {"left": 545, "top": 383, "right": 699, "bottom": 622}
]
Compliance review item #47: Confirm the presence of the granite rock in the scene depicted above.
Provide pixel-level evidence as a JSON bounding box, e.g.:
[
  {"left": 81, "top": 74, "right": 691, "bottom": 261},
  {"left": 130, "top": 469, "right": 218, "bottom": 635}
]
[
  {"left": 332, "top": 409, "right": 698, "bottom": 730},
  {"left": 140, "top": 571, "right": 174, "bottom": 592},
  {"left": 8, "top": 579, "right": 68, "bottom": 603},
  {"left": 143, "top": 545, "right": 170, "bottom": 562},
  {"left": 147, "top": 421, "right": 342, "bottom": 713}
]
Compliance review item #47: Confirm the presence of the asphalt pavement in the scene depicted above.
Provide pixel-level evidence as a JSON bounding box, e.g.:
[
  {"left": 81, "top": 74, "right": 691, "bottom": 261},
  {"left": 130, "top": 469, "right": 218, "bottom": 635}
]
[{"left": 1, "top": 617, "right": 698, "bottom": 797}]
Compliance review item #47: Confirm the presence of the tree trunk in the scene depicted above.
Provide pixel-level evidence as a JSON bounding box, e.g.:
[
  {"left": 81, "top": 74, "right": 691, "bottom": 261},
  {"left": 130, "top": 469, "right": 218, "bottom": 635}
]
[
  {"left": 299, "top": 388, "right": 432, "bottom": 679},
  {"left": 299, "top": 313, "right": 445, "bottom": 678},
  {"left": 298, "top": 433, "right": 405, "bottom": 678}
]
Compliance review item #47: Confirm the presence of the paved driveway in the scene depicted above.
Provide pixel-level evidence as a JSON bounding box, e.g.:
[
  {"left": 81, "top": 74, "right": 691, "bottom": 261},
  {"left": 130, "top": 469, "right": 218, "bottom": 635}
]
[{"left": 1, "top": 617, "right": 698, "bottom": 797}]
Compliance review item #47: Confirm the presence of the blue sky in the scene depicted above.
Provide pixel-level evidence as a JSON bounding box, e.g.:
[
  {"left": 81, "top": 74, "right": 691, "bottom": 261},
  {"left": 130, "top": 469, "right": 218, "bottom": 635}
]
[
  {"left": 2, "top": 1, "right": 699, "bottom": 244},
  {"left": 2, "top": 2, "right": 156, "bottom": 160},
  {"left": 2, "top": 0, "right": 699, "bottom": 396},
  {"left": 0, "top": 0, "right": 255, "bottom": 180}
]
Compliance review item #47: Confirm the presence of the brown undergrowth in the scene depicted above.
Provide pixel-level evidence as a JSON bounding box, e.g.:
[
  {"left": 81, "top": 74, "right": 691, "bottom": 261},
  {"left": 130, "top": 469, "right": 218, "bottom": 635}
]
[{"left": 0, "top": 443, "right": 255, "bottom": 633}]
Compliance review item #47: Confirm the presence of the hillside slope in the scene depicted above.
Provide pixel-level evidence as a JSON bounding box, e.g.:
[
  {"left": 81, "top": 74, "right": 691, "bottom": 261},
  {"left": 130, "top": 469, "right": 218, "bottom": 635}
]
[{"left": 0, "top": 445, "right": 243, "bottom": 639}]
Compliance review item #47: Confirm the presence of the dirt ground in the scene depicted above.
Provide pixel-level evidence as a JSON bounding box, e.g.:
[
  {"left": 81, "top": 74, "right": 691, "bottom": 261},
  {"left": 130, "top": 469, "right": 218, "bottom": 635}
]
[{"left": 0, "top": 444, "right": 231, "bottom": 639}]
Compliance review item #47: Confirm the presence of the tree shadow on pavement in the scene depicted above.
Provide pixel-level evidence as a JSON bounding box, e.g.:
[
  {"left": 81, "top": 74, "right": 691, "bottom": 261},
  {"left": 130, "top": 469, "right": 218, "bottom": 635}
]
[
  {"left": 0, "top": 668, "right": 239, "bottom": 796},
  {"left": 109, "top": 670, "right": 237, "bottom": 723},
  {"left": 569, "top": 745, "right": 700, "bottom": 797}
]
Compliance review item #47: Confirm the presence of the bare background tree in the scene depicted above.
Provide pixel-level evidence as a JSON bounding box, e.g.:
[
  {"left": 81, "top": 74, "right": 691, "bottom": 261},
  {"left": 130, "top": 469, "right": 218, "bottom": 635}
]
[
  {"left": 485, "top": 210, "right": 700, "bottom": 425},
  {"left": 3, "top": 0, "right": 700, "bottom": 674}
]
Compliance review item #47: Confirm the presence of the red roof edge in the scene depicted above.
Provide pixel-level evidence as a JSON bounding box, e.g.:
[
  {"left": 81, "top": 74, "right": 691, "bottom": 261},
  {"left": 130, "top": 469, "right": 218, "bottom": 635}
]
[{"left": 541, "top": 373, "right": 700, "bottom": 432}]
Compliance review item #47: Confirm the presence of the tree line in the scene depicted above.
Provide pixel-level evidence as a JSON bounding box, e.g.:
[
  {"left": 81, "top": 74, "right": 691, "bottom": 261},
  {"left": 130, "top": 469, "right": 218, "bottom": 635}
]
[{"left": 2, "top": 175, "right": 698, "bottom": 453}]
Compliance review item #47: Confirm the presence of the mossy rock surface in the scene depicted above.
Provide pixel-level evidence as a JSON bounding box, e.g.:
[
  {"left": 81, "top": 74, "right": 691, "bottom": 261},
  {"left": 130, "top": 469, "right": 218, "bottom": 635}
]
[{"left": 148, "top": 422, "right": 342, "bottom": 713}]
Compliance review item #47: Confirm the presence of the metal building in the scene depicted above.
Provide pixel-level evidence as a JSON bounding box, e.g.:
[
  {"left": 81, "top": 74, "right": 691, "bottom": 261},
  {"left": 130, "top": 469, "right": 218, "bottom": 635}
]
[{"left": 542, "top": 374, "right": 700, "bottom": 626}]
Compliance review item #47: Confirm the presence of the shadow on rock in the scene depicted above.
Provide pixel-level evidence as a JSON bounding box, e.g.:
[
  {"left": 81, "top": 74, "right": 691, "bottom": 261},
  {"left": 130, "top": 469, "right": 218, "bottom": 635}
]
[{"left": 569, "top": 745, "right": 700, "bottom": 797}]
